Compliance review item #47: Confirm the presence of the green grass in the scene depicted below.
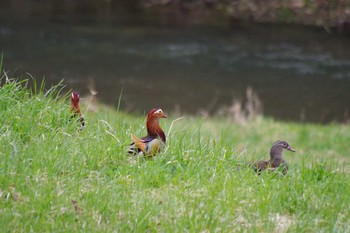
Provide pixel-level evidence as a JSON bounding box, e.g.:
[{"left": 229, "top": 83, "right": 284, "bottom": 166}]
[{"left": 1, "top": 78, "right": 350, "bottom": 233}]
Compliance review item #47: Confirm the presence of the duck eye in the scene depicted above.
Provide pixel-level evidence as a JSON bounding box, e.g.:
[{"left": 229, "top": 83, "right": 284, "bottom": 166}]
[{"left": 155, "top": 109, "right": 162, "bottom": 114}]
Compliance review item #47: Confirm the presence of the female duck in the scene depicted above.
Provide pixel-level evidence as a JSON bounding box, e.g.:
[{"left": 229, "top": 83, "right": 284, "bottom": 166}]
[{"left": 251, "top": 140, "right": 296, "bottom": 175}]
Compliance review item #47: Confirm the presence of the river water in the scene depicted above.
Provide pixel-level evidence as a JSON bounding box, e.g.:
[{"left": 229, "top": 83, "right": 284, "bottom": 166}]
[{"left": 1, "top": 2, "right": 350, "bottom": 123}]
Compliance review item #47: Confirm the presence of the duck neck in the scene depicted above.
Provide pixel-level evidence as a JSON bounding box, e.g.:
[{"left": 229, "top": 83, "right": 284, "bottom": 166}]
[
  {"left": 71, "top": 103, "right": 81, "bottom": 115},
  {"left": 269, "top": 146, "right": 283, "bottom": 162},
  {"left": 147, "top": 118, "right": 166, "bottom": 143}
]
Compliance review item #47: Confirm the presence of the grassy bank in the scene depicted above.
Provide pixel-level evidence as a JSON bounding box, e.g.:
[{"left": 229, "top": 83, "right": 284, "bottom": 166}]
[{"left": 1, "top": 79, "right": 350, "bottom": 232}]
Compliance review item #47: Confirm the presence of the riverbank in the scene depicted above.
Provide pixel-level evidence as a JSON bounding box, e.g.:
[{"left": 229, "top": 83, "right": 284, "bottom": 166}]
[
  {"left": 1, "top": 0, "right": 350, "bottom": 34},
  {"left": 1, "top": 78, "right": 350, "bottom": 231},
  {"left": 143, "top": 0, "right": 350, "bottom": 34}
]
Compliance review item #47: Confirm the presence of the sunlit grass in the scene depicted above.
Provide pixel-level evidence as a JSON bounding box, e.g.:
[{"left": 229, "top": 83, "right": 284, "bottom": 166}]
[{"left": 1, "top": 77, "right": 350, "bottom": 232}]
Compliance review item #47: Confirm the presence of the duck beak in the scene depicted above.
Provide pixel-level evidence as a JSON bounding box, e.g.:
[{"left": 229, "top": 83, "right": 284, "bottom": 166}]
[
  {"left": 287, "top": 145, "right": 296, "bottom": 152},
  {"left": 162, "top": 113, "right": 167, "bottom": 118}
]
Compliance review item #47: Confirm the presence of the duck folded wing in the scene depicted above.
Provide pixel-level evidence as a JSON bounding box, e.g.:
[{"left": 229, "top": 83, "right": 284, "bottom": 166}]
[{"left": 129, "top": 134, "right": 162, "bottom": 156}]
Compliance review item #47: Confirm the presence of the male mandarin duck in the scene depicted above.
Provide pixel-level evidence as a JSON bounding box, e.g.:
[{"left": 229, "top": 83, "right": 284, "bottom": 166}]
[
  {"left": 128, "top": 108, "right": 167, "bottom": 157},
  {"left": 69, "top": 91, "right": 85, "bottom": 130},
  {"left": 251, "top": 140, "right": 296, "bottom": 175}
]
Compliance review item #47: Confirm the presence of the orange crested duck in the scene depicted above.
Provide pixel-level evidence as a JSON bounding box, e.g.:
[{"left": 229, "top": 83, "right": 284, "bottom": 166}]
[
  {"left": 69, "top": 92, "right": 85, "bottom": 130},
  {"left": 128, "top": 108, "right": 167, "bottom": 157},
  {"left": 251, "top": 140, "right": 296, "bottom": 175}
]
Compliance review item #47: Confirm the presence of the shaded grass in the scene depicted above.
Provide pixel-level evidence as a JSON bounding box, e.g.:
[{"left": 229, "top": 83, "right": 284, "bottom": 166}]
[{"left": 1, "top": 78, "right": 350, "bottom": 232}]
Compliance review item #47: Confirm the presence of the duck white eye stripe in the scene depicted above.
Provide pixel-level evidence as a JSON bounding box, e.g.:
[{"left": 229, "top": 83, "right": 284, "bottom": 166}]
[
  {"left": 272, "top": 141, "right": 281, "bottom": 146},
  {"left": 155, "top": 109, "right": 162, "bottom": 114},
  {"left": 272, "top": 140, "right": 285, "bottom": 148}
]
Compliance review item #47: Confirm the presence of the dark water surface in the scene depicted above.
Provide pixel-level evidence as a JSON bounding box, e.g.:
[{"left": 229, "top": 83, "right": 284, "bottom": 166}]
[{"left": 1, "top": 3, "right": 350, "bottom": 123}]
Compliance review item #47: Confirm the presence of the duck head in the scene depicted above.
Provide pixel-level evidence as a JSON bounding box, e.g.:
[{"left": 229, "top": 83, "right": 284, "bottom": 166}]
[
  {"left": 147, "top": 108, "right": 167, "bottom": 120},
  {"left": 270, "top": 140, "right": 296, "bottom": 159}
]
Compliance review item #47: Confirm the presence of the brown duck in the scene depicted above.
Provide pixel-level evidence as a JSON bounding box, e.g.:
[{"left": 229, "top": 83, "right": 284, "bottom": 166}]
[
  {"left": 251, "top": 140, "right": 296, "bottom": 175},
  {"left": 69, "top": 92, "right": 85, "bottom": 130},
  {"left": 128, "top": 108, "right": 167, "bottom": 157}
]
